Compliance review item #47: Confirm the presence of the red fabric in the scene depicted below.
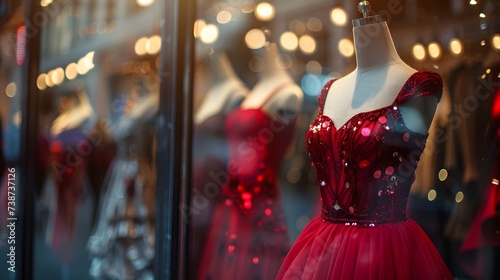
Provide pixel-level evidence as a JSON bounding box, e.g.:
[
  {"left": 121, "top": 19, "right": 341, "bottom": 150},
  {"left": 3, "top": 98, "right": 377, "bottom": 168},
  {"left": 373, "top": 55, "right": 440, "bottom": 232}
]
[
  {"left": 492, "top": 87, "right": 500, "bottom": 119},
  {"left": 459, "top": 86, "right": 500, "bottom": 278},
  {"left": 277, "top": 71, "right": 453, "bottom": 280},
  {"left": 0, "top": 167, "right": 10, "bottom": 229},
  {"left": 48, "top": 133, "right": 89, "bottom": 261},
  {"left": 459, "top": 180, "right": 500, "bottom": 279},
  {"left": 197, "top": 104, "right": 296, "bottom": 280}
]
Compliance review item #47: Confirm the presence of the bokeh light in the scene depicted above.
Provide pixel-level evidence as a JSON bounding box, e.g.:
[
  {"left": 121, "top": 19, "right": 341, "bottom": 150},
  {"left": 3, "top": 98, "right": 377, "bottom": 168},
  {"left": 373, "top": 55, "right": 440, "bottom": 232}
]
[
  {"left": 305, "top": 60, "right": 322, "bottom": 75},
  {"left": 193, "top": 19, "right": 206, "bottom": 38},
  {"left": 65, "top": 63, "right": 78, "bottom": 80},
  {"left": 52, "top": 67, "right": 65, "bottom": 85},
  {"left": 330, "top": 8, "right": 347, "bottom": 27},
  {"left": 338, "top": 38, "right": 354, "bottom": 57},
  {"left": 5, "top": 82, "right": 16, "bottom": 98},
  {"left": 438, "top": 169, "right": 448, "bottom": 181},
  {"left": 135, "top": 37, "right": 148, "bottom": 55},
  {"left": 45, "top": 70, "right": 54, "bottom": 87},
  {"left": 427, "top": 189, "right": 437, "bottom": 201},
  {"left": 77, "top": 58, "right": 90, "bottom": 75},
  {"left": 492, "top": 34, "right": 500, "bottom": 50},
  {"left": 280, "top": 31, "right": 298, "bottom": 51},
  {"left": 37, "top": 73, "right": 47, "bottom": 90},
  {"left": 217, "top": 10, "right": 232, "bottom": 24},
  {"left": 299, "top": 35, "right": 317, "bottom": 54},
  {"left": 412, "top": 43, "right": 426, "bottom": 61},
  {"left": 289, "top": 20, "right": 306, "bottom": 35},
  {"left": 307, "top": 17, "right": 323, "bottom": 32},
  {"left": 245, "top": 28, "right": 266, "bottom": 49},
  {"left": 255, "top": 2, "right": 275, "bottom": 21},
  {"left": 136, "top": 0, "right": 154, "bottom": 8},
  {"left": 147, "top": 35, "right": 161, "bottom": 54},
  {"left": 200, "top": 24, "right": 219, "bottom": 44},
  {"left": 248, "top": 56, "right": 265, "bottom": 72},
  {"left": 428, "top": 42, "right": 442, "bottom": 59},
  {"left": 449, "top": 38, "right": 463, "bottom": 55}
]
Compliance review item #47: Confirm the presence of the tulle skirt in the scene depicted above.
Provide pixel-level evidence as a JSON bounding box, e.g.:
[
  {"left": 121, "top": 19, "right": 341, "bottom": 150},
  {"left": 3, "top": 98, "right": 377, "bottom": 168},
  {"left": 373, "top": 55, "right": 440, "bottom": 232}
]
[
  {"left": 197, "top": 195, "right": 290, "bottom": 280},
  {"left": 277, "top": 217, "right": 453, "bottom": 280}
]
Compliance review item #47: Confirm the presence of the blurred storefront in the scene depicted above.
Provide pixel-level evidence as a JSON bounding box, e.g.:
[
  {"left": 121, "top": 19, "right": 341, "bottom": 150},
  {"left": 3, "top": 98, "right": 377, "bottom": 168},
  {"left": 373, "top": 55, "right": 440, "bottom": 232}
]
[{"left": 0, "top": 0, "right": 499, "bottom": 279}]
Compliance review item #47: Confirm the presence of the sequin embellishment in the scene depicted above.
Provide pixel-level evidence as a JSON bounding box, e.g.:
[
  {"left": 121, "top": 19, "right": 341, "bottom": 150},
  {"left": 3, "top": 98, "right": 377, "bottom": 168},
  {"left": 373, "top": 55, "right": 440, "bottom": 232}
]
[{"left": 309, "top": 70, "right": 443, "bottom": 226}]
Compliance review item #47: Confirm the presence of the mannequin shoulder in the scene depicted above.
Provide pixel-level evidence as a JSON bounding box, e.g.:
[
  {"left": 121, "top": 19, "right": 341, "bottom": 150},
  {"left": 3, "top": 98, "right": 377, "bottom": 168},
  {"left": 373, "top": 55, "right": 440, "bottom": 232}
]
[
  {"left": 262, "top": 83, "right": 303, "bottom": 118},
  {"left": 398, "top": 94, "right": 438, "bottom": 134}
]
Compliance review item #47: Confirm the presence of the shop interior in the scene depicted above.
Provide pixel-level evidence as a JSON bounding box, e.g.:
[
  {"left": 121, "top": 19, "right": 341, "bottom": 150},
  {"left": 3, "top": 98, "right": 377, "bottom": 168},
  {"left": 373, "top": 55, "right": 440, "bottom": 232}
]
[{"left": 0, "top": 0, "right": 499, "bottom": 279}]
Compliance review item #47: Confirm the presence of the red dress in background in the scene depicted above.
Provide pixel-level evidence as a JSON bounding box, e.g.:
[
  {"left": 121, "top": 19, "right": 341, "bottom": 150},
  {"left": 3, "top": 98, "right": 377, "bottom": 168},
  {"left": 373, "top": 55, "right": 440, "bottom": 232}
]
[
  {"left": 277, "top": 71, "right": 453, "bottom": 280},
  {"left": 460, "top": 81, "right": 500, "bottom": 279},
  {"left": 197, "top": 91, "right": 296, "bottom": 280},
  {"left": 44, "top": 128, "right": 90, "bottom": 261}
]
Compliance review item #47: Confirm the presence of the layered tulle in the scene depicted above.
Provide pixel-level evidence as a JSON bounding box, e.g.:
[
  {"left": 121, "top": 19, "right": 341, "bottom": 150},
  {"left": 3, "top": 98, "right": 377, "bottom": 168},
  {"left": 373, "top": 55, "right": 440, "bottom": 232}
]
[
  {"left": 277, "top": 217, "right": 453, "bottom": 280},
  {"left": 197, "top": 197, "right": 289, "bottom": 280}
]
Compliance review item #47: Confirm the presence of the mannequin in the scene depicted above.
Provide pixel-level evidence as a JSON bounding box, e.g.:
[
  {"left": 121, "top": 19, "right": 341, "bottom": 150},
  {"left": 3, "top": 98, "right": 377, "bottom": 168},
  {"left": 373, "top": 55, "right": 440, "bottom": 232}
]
[
  {"left": 276, "top": 2, "right": 452, "bottom": 279},
  {"left": 411, "top": 83, "right": 452, "bottom": 196},
  {"left": 194, "top": 51, "right": 248, "bottom": 124},
  {"left": 190, "top": 51, "right": 248, "bottom": 278},
  {"left": 87, "top": 82, "right": 158, "bottom": 280},
  {"left": 197, "top": 42, "right": 302, "bottom": 280},
  {"left": 50, "top": 90, "right": 96, "bottom": 136},
  {"left": 325, "top": 22, "right": 437, "bottom": 135},
  {"left": 241, "top": 42, "right": 303, "bottom": 117}
]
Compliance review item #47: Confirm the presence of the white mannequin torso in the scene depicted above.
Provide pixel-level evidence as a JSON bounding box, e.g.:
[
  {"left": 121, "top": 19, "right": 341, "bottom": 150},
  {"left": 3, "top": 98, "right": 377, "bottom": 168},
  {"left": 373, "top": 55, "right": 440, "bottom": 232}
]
[
  {"left": 241, "top": 43, "right": 303, "bottom": 117},
  {"left": 50, "top": 91, "right": 95, "bottom": 136},
  {"left": 324, "top": 22, "right": 438, "bottom": 134},
  {"left": 194, "top": 52, "right": 248, "bottom": 124}
]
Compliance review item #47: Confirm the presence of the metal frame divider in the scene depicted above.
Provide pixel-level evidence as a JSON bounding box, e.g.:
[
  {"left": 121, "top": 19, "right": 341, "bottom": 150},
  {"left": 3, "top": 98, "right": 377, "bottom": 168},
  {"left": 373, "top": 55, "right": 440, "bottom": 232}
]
[{"left": 156, "top": 0, "right": 196, "bottom": 279}]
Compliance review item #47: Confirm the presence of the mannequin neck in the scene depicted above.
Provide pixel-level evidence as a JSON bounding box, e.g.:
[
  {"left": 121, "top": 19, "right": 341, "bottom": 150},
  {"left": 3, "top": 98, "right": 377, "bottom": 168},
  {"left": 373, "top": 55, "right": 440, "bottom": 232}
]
[
  {"left": 258, "top": 43, "right": 290, "bottom": 80},
  {"left": 353, "top": 22, "right": 403, "bottom": 72},
  {"left": 209, "top": 52, "right": 239, "bottom": 85}
]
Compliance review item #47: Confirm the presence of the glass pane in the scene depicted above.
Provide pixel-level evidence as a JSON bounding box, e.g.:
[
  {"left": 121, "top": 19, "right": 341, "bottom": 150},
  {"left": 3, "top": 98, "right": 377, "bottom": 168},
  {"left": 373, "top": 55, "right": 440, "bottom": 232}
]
[
  {"left": 0, "top": 2, "right": 26, "bottom": 279},
  {"left": 33, "top": 1, "right": 160, "bottom": 279},
  {"left": 190, "top": 1, "right": 500, "bottom": 279}
]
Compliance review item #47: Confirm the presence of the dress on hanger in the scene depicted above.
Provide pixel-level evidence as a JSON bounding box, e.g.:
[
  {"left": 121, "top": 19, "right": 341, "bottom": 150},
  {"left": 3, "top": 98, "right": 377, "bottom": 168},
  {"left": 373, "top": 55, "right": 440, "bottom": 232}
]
[
  {"left": 87, "top": 109, "right": 156, "bottom": 280},
  {"left": 197, "top": 84, "right": 296, "bottom": 280},
  {"left": 277, "top": 71, "right": 453, "bottom": 280}
]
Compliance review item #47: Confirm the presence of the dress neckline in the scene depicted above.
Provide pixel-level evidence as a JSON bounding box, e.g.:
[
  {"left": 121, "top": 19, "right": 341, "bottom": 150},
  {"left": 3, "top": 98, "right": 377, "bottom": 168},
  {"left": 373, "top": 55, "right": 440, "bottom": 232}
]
[
  {"left": 321, "top": 70, "right": 423, "bottom": 130},
  {"left": 230, "top": 82, "right": 298, "bottom": 122}
]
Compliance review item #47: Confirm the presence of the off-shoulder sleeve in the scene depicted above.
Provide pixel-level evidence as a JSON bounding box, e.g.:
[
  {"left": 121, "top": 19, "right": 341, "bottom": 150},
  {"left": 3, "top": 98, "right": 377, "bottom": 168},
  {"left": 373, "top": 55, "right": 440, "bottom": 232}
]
[{"left": 396, "top": 71, "right": 443, "bottom": 104}]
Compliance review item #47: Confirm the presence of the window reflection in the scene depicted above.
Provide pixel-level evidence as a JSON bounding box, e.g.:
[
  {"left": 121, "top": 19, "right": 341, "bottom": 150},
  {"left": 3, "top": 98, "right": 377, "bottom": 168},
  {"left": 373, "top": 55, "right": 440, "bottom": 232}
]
[{"left": 31, "top": 0, "right": 160, "bottom": 279}]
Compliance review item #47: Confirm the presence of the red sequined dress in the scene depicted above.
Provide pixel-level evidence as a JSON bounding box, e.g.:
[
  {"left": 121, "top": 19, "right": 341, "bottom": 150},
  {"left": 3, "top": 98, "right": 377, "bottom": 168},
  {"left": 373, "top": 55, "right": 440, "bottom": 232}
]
[
  {"left": 197, "top": 93, "right": 295, "bottom": 280},
  {"left": 277, "top": 71, "right": 453, "bottom": 280}
]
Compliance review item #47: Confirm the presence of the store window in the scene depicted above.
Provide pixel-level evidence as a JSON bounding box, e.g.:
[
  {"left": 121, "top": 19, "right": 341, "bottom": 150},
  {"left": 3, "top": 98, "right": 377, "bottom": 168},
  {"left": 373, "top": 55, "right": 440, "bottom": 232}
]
[
  {"left": 188, "top": 1, "right": 500, "bottom": 280},
  {"left": 0, "top": 1, "right": 26, "bottom": 279},
  {"left": 30, "top": 0, "right": 161, "bottom": 279},
  {"left": 0, "top": 0, "right": 499, "bottom": 279}
]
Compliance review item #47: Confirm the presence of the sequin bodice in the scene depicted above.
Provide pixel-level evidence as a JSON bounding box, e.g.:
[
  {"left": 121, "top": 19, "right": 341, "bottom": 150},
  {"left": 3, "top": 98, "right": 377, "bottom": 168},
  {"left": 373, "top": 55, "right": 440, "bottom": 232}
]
[
  {"left": 307, "top": 71, "right": 442, "bottom": 226},
  {"left": 223, "top": 107, "right": 296, "bottom": 212}
]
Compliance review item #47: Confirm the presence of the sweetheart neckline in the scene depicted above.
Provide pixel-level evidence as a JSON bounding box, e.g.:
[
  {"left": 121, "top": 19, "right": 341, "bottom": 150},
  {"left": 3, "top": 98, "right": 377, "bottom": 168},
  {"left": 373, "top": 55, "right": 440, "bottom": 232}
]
[
  {"left": 321, "top": 70, "right": 425, "bottom": 130},
  {"left": 316, "top": 105, "right": 429, "bottom": 138}
]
